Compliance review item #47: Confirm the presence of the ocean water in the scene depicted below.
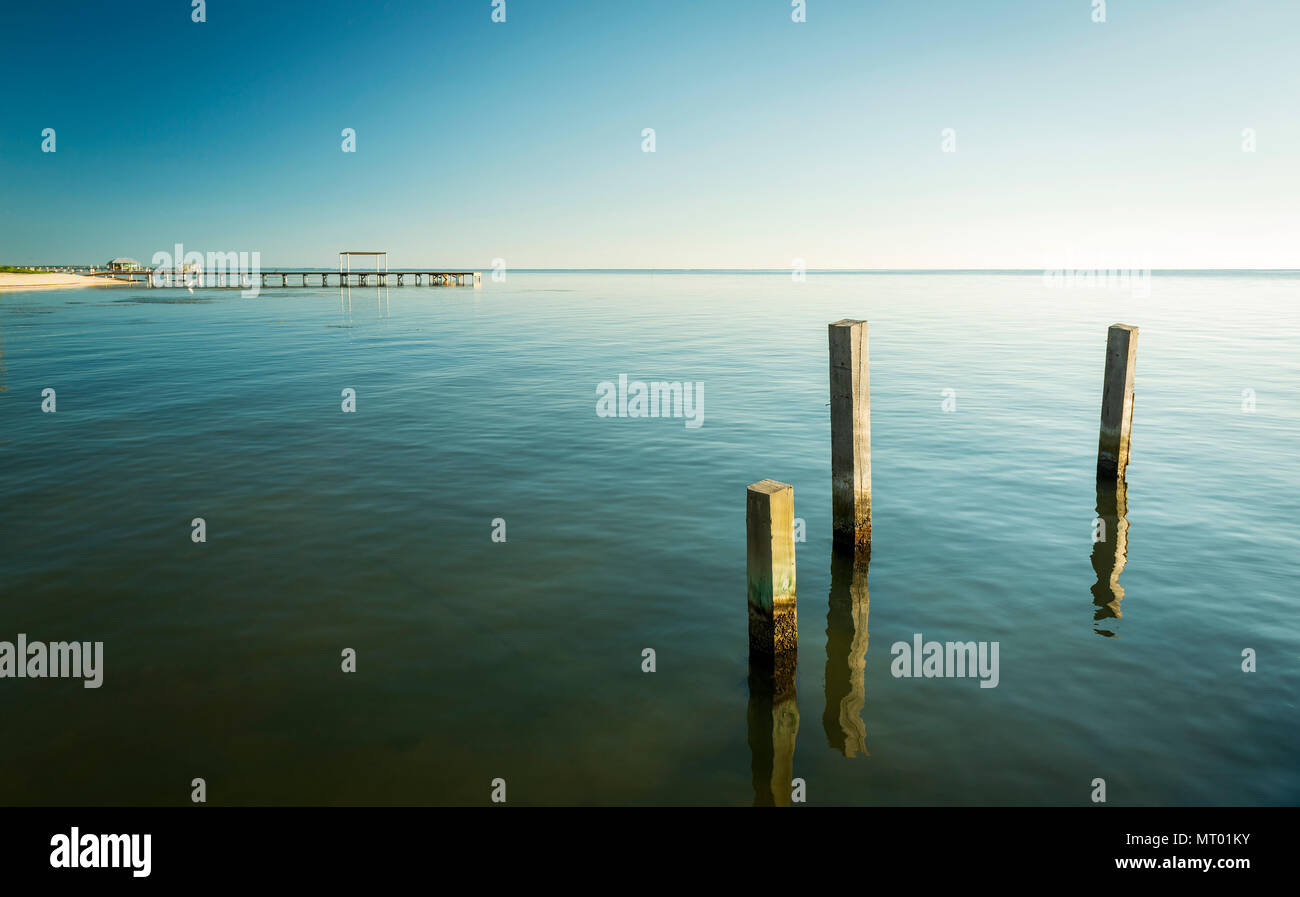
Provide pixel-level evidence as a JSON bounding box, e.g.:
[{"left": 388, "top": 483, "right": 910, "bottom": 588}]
[{"left": 0, "top": 272, "right": 1296, "bottom": 806}]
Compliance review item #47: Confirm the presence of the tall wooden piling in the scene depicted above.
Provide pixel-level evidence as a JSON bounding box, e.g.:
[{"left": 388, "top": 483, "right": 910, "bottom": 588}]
[
  {"left": 828, "top": 320, "right": 871, "bottom": 550},
  {"left": 746, "top": 479, "right": 797, "bottom": 659},
  {"left": 1097, "top": 323, "right": 1139, "bottom": 480}
]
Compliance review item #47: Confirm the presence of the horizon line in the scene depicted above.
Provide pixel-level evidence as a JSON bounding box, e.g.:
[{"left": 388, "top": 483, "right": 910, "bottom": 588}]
[{"left": 10, "top": 264, "right": 1300, "bottom": 275}]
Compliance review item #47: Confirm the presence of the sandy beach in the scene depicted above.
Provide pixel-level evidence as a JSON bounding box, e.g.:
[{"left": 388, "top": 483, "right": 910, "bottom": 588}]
[{"left": 0, "top": 272, "right": 132, "bottom": 289}]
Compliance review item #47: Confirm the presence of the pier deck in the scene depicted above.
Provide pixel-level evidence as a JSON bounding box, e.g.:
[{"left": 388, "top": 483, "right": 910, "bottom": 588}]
[{"left": 79, "top": 270, "right": 481, "bottom": 289}]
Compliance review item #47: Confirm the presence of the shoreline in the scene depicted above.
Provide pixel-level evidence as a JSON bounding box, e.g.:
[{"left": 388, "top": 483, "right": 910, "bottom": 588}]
[{"left": 0, "top": 272, "right": 133, "bottom": 289}]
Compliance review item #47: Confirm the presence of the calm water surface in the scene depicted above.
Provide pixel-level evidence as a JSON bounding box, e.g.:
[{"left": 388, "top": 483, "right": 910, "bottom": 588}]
[{"left": 1, "top": 272, "right": 1296, "bottom": 805}]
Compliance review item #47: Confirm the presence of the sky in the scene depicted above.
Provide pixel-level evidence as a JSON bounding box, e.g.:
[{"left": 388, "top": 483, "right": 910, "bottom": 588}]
[{"left": 1, "top": 0, "right": 1297, "bottom": 269}]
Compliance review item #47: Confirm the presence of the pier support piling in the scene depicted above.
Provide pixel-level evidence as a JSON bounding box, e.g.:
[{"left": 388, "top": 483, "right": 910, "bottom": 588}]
[
  {"left": 747, "top": 479, "right": 799, "bottom": 805},
  {"left": 828, "top": 319, "right": 871, "bottom": 551},
  {"left": 747, "top": 479, "right": 798, "bottom": 659},
  {"left": 1097, "top": 324, "right": 1139, "bottom": 480}
]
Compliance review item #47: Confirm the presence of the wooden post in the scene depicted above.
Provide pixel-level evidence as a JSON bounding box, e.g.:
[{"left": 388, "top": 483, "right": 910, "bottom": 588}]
[
  {"left": 828, "top": 319, "right": 871, "bottom": 551},
  {"left": 1097, "top": 324, "right": 1139, "bottom": 480},
  {"left": 746, "top": 478, "right": 799, "bottom": 806},
  {"left": 746, "top": 479, "right": 797, "bottom": 658}
]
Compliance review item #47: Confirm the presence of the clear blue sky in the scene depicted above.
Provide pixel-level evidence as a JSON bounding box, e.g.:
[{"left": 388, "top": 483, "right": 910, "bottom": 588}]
[{"left": 2, "top": 0, "right": 1297, "bottom": 268}]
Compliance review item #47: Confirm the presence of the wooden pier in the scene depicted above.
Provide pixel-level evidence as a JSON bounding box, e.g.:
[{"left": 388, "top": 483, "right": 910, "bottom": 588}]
[
  {"left": 28, "top": 250, "right": 479, "bottom": 289},
  {"left": 71, "top": 269, "right": 481, "bottom": 288}
]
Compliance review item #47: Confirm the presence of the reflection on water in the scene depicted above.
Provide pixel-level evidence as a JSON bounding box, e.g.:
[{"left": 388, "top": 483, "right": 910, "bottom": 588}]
[
  {"left": 338, "top": 284, "right": 387, "bottom": 326},
  {"left": 748, "top": 548, "right": 871, "bottom": 805},
  {"left": 747, "top": 651, "right": 799, "bottom": 806},
  {"left": 824, "top": 550, "right": 869, "bottom": 757},
  {"left": 1, "top": 273, "right": 1296, "bottom": 806},
  {"left": 339, "top": 284, "right": 390, "bottom": 326},
  {"left": 1090, "top": 476, "right": 1129, "bottom": 637}
]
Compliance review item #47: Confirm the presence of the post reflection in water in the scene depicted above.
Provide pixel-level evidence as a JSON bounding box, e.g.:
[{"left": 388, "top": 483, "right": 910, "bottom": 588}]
[
  {"left": 746, "top": 650, "right": 798, "bottom": 807},
  {"left": 824, "top": 550, "right": 869, "bottom": 757},
  {"left": 340, "top": 283, "right": 389, "bottom": 325},
  {"left": 1090, "top": 475, "right": 1129, "bottom": 637}
]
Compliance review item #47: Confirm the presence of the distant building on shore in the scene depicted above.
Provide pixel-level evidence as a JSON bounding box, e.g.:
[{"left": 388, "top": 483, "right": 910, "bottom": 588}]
[{"left": 106, "top": 257, "right": 142, "bottom": 271}]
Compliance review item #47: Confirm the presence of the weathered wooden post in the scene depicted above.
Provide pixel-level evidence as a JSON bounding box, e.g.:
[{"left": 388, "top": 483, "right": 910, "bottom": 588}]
[
  {"left": 828, "top": 320, "right": 871, "bottom": 551},
  {"left": 746, "top": 479, "right": 799, "bottom": 806},
  {"left": 746, "top": 479, "right": 797, "bottom": 659},
  {"left": 1097, "top": 323, "right": 1139, "bottom": 480}
]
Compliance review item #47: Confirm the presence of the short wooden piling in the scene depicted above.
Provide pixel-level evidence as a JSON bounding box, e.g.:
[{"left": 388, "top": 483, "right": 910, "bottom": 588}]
[
  {"left": 828, "top": 319, "right": 871, "bottom": 551},
  {"left": 1097, "top": 323, "right": 1139, "bottom": 480},
  {"left": 746, "top": 479, "right": 798, "bottom": 658}
]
